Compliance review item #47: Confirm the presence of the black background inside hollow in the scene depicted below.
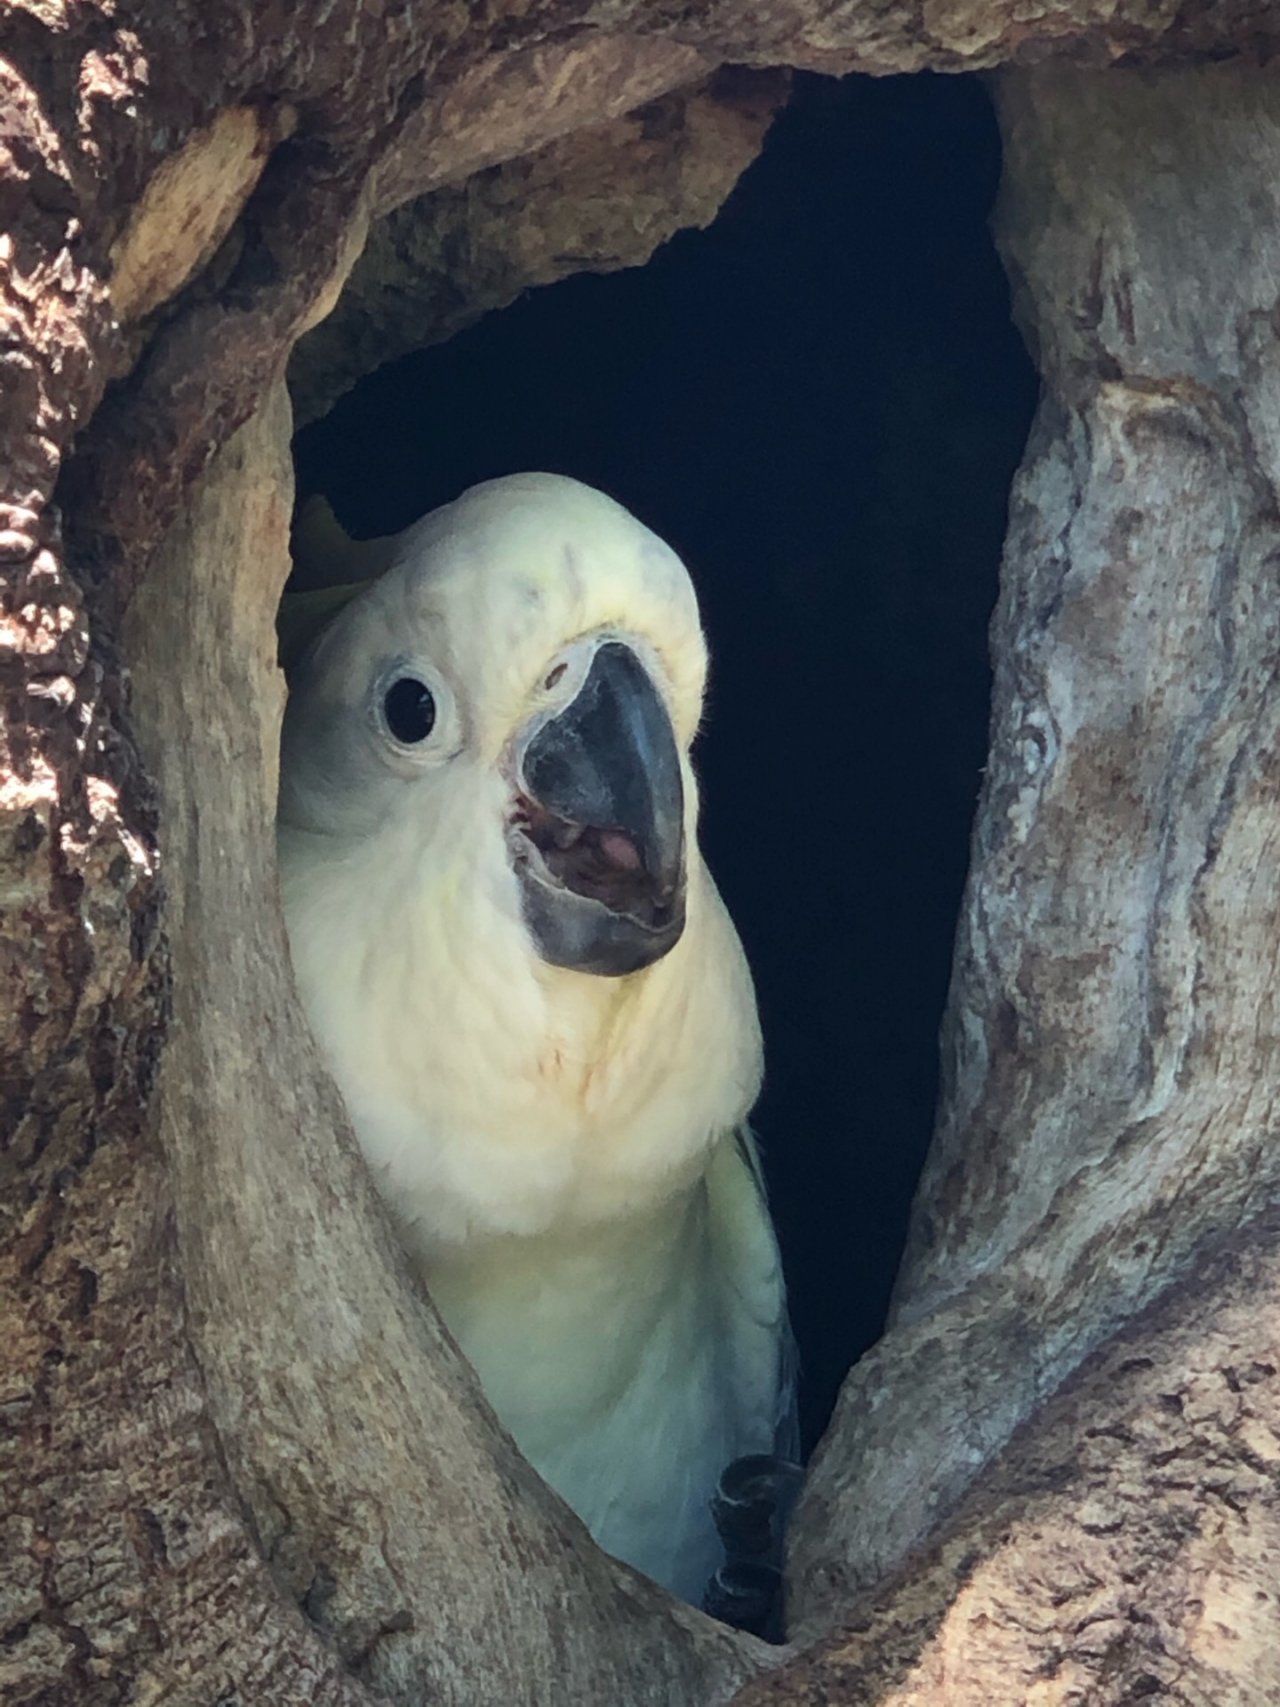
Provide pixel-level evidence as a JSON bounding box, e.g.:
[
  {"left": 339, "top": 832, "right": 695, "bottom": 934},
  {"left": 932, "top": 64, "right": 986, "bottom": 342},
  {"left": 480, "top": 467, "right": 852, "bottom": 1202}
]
[{"left": 293, "top": 70, "right": 1040, "bottom": 1452}]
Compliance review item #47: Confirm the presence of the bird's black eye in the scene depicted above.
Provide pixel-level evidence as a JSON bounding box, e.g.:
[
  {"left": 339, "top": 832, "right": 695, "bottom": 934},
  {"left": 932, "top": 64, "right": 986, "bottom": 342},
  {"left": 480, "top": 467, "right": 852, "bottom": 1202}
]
[{"left": 383, "top": 677, "right": 437, "bottom": 744}]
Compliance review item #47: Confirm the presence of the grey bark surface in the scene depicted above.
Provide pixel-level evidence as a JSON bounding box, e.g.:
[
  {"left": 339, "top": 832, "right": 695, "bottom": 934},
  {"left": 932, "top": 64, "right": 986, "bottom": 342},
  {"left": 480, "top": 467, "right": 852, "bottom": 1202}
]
[
  {"left": 791, "top": 59, "right": 1280, "bottom": 1639},
  {"left": 4, "top": 3, "right": 1280, "bottom": 1705}
]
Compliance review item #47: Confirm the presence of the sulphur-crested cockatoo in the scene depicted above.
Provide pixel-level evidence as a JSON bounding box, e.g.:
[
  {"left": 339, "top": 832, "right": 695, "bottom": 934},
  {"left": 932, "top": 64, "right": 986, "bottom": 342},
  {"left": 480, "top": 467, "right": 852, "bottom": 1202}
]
[{"left": 277, "top": 473, "right": 793, "bottom": 1605}]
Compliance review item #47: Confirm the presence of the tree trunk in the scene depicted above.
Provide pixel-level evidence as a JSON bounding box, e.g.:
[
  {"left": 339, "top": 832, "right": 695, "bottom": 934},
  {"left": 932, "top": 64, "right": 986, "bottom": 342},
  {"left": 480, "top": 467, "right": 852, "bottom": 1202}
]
[
  {"left": 790, "top": 61, "right": 1280, "bottom": 1645},
  {"left": 5, "top": 6, "right": 1280, "bottom": 1705}
]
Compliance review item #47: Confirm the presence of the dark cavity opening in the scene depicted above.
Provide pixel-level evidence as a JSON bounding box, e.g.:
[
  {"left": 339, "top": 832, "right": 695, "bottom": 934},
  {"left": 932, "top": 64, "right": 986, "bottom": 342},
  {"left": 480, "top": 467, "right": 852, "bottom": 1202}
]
[{"left": 293, "top": 70, "right": 1039, "bottom": 1453}]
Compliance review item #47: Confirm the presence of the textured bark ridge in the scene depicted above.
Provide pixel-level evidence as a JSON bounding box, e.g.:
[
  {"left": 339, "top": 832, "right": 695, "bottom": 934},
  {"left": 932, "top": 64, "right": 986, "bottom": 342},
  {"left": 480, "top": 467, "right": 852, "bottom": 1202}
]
[
  {"left": 791, "top": 59, "right": 1280, "bottom": 1638},
  {"left": 738, "top": 1205, "right": 1280, "bottom": 1705},
  {"left": 290, "top": 69, "right": 789, "bottom": 425},
  {"left": 3, "top": 0, "right": 1280, "bottom": 1703}
]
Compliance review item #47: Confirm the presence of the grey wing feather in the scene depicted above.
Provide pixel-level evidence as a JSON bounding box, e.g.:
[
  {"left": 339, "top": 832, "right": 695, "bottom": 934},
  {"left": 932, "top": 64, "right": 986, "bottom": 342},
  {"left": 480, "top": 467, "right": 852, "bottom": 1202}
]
[
  {"left": 734, "top": 1123, "right": 801, "bottom": 1462},
  {"left": 707, "top": 1122, "right": 800, "bottom": 1464}
]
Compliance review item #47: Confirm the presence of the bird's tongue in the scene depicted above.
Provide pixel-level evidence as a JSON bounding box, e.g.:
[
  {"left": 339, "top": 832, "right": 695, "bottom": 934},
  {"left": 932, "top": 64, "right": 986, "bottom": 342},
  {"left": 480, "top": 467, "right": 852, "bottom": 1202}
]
[
  {"left": 593, "top": 828, "right": 643, "bottom": 873},
  {"left": 519, "top": 794, "right": 645, "bottom": 893},
  {"left": 553, "top": 820, "right": 645, "bottom": 896}
]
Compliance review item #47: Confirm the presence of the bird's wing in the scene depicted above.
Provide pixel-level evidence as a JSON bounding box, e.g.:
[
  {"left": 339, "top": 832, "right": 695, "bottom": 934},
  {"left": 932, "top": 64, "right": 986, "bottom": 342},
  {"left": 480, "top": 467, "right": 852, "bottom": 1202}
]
[
  {"left": 701, "top": 1125, "right": 800, "bottom": 1633},
  {"left": 277, "top": 581, "right": 368, "bottom": 674},
  {"left": 279, "top": 496, "right": 403, "bottom": 671},
  {"left": 705, "top": 1122, "right": 799, "bottom": 1462}
]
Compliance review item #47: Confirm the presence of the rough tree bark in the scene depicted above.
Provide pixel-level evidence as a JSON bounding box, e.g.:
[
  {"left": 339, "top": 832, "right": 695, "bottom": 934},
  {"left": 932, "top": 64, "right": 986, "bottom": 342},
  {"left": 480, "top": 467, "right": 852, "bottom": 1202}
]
[
  {"left": 791, "top": 65, "right": 1280, "bottom": 1655},
  {"left": 4, "top": 5, "right": 1280, "bottom": 1707},
  {"left": 741, "top": 1202, "right": 1280, "bottom": 1704},
  {"left": 290, "top": 68, "right": 789, "bottom": 426}
]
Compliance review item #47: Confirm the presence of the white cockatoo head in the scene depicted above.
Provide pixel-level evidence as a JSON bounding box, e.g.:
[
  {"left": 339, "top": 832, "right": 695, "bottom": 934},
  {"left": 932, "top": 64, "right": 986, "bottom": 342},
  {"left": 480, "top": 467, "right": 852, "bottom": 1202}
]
[
  {"left": 277, "top": 474, "right": 760, "bottom": 1249},
  {"left": 280, "top": 473, "right": 707, "bottom": 979}
]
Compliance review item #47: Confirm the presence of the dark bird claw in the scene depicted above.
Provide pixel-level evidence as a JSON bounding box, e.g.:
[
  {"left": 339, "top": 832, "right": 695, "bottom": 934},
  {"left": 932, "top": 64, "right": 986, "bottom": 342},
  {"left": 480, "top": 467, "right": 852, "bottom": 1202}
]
[{"left": 704, "top": 1453, "right": 805, "bottom": 1640}]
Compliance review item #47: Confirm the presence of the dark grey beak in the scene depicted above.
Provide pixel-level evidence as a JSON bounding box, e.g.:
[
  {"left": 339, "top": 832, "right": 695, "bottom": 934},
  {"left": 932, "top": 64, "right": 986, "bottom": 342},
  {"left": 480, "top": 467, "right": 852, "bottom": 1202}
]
[{"left": 512, "top": 641, "right": 687, "bottom": 977}]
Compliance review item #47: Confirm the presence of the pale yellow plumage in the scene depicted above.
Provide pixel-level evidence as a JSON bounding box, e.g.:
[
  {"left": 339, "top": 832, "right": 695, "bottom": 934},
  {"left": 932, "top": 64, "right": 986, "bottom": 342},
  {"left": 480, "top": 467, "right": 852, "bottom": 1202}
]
[{"left": 277, "top": 474, "right": 791, "bottom": 1601}]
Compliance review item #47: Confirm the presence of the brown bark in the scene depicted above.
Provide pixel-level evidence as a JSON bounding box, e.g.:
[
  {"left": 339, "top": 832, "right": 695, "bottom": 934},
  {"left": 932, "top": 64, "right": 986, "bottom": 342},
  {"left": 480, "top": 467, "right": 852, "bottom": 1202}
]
[
  {"left": 290, "top": 68, "right": 790, "bottom": 426},
  {"left": 739, "top": 1205, "right": 1280, "bottom": 1705},
  {"left": 4, "top": 4, "right": 1280, "bottom": 1706},
  {"left": 2, "top": 8, "right": 776, "bottom": 1701}
]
